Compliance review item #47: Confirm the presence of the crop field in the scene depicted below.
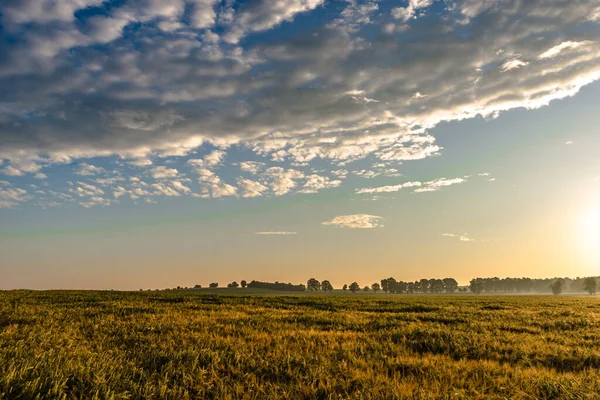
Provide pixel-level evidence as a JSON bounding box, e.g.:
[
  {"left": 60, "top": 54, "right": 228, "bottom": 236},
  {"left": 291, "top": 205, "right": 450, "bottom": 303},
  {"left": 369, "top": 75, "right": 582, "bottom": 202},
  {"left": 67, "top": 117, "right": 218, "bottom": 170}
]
[{"left": 1, "top": 291, "right": 600, "bottom": 399}]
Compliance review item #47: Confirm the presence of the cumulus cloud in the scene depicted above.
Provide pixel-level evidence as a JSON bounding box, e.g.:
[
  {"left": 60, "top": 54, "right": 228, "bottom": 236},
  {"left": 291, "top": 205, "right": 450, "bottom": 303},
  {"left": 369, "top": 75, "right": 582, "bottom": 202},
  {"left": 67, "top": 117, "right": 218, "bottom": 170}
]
[
  {"left": 322, "top": 214, "right": 384, "bottom": 229},
  {"left": 237, "top": 178, "right": 268, "bottom": 198},
  {"left": 151, "top": 166, "right": 179, "bottom": 180},
  {"left": 0, "top": 181, "right": 30, "bottom": 208},
  {"left": 299, "top": 174, "right": 342, "bottom": 194},
  {"left": 392, "top": 0, "right": 433, "bottom": 23},
  {"left": 74, "top": 163, "right": 105, "bottom": 176}
]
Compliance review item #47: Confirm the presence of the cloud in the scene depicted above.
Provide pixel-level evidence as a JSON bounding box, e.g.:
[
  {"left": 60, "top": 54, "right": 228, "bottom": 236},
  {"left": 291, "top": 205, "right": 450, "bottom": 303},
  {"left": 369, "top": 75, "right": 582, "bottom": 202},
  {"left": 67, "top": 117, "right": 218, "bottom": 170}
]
[
  {"left": 0, "top": 165, "right": 24, "bottom": 176},
  {"left": 322, "top": 214, "right": 384, "bottom": 229},
  {"left": 151, "top": 166, "right": 179, "bottom": 180},
  {"left": 0, "top": 181, "right": 30, "bottom": 208},
  {"left": 299, "top": 174, "right": 342, "bottom": 194},
  {"left": 392, "top": 0, "right": 433, "bottom": 23},
  {"left": 356, "top": 181, "right": 422, "bottom": 194},
  {"left": 0, "top": 0, "right": 599, "bottom": 208},
  {"left": 254, "top": 231, "right": 297, "bottom": 235},
  {"left": 413, "top": 178, "right": 466, "bottom": 193},
  {"left": 441, "top": 233, "right": 476, "bottom": 242},
  {"left": 356, "top": 177, "right": 466, "bottom": 194},
  {"left": 74, "top": 163, "right": 105, "bottom": 176},
  {"left": 538, "top": 41, "right": 593, "bottom": 60},
  {"left": 237, "top": 178, "right": 268, "bottom": 198},
  {"left": 499, "top": 56, "right": 529, "bottom": 72},
  {"left": 265, "top": 167, "right": 304, "bottom": 196}
]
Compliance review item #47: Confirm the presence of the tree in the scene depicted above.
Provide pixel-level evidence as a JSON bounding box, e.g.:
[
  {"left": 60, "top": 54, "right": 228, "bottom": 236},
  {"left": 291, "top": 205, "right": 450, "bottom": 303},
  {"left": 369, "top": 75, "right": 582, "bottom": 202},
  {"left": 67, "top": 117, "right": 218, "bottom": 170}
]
[
  {"left": 551, "top": 279, "right": 565, "bottom": 295},
  {"left": 241, "top": 280, "right": 247, "bottom": 288},
  {"left": 371, "top": 283, "right": 381, "bottom": 293},
  {"left": 227, "top": 281, "right": 239, "bottom": 288},
  {"left": 363, "top": 286, "right": 370, "bottom": 292},
  {"left": 321, "top": 280, "right": 334, "bottom": 292},
  {"left": 470, "top": 279, "right": 483, "bottom": 294},
  {"left": 307, "top": 278, "right": 321, "bottom": 291},
  {"left": 209, "top": 282, "right": 218, "bottom": 288},
  {"left": 193, "top": 284, "right": 202, "bottom": 289},
  {"left": 583, "top": 277, "right": 597, "bottom": 295},
  {"left": 380, "top": 278, "right": 392, "bottom": 293},
  {"left": 442, "top": 278, "right": 458, "bottom": 293},
  {"left": 349, "top": 282, "right": 360, "bottom": 293},
  {"left": 343, "top": 284, "right": 348, "bottom": 291}
]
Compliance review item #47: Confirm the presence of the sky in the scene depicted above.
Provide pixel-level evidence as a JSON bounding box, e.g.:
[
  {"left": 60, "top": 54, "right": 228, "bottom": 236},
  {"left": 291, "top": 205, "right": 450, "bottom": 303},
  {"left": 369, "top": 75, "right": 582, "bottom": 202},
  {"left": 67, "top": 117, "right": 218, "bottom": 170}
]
[{"left": 1, "top": 0, "right": 600, "bottom": 290}]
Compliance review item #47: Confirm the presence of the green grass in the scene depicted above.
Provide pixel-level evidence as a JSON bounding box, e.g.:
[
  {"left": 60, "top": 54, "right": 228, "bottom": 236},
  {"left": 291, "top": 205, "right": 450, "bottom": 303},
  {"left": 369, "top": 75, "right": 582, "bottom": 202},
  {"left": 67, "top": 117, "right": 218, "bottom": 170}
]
[{"left": 1, "top": 291, "right": 600, "bottom": 399}]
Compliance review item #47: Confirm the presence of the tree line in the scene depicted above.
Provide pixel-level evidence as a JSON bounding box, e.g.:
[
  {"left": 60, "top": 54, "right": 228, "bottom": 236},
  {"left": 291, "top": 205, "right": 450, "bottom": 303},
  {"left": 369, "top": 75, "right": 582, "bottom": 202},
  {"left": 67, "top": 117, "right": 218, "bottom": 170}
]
[
  {"left": 158, "top": 276, "right": 598, "bottom": 295},
  {"left": 469, "top": 276, "right": 599, "bottom": 295}
]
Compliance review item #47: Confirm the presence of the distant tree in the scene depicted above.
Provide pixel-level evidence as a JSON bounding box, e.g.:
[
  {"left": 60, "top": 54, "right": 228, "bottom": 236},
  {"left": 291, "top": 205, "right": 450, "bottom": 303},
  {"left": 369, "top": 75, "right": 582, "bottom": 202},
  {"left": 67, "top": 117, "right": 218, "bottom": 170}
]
[
  {"left": 246, "top": 280, "right": 306, "bottom": 292},
  {"left": 209, "top": 282, "right": 218, "bottom": 288},
  {"left": 371, "top": 283, "right": 381, "bottom": 293},
  {"left": 583, "top": 277, "right": 597, "bottom": 295},
  {"left": 551, "top": 279, "right": 565, "bottom": 296},
  {"left": 177, "top": 286, "right": 182, "bottom": 290},
  {"left": 227, "top": 281, "right": 239, "bottom": 288},
  {"left": 343, "top": 284, "right": 348, "bottom": 291},
  {"left": 470, "top": 279, "right": 484, "bottom": 294},
  {"left": 380, "top": 278, "right": 392, "bottom": 293},
  {"left": 321, "top": 280, "right": 334, "bottom": 292},
  {"left": 429, "top": 279, "right": 444, "bottom": 293},
  {"left": 349, "top": 282, "right": 360, "bottom": 293},
  {"left": 363, "top": 286, "right": 370, "bottom": 292},
  {"left": 442, "top": 278, "right": 458, "bottom": 293},
  {"left": 307, "top": 278, "right": 321, "bottom": 291},
  {"left": 419, "top": 279, "right": 430, "bottom": 293},
  {"left": 241, "top": 280, "right": 247, "bottom": 288},
  {"left": 193, "top": 284, "right": 202, "bottom": 289}
]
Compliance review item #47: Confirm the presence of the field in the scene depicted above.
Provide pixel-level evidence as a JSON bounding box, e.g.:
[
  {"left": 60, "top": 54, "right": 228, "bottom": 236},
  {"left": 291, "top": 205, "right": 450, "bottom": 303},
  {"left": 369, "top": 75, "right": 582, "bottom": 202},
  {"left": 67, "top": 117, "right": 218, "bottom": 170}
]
[{"left": 1, "top": 291, "right": 600, "bottom": 399}]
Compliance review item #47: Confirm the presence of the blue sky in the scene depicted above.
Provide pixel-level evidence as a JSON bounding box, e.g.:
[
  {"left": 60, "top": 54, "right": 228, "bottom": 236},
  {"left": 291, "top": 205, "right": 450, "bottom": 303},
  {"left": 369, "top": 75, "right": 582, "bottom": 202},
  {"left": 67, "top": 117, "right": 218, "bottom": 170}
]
[{"left": 1, "top": 0, "right": 600, "bottom": 289}]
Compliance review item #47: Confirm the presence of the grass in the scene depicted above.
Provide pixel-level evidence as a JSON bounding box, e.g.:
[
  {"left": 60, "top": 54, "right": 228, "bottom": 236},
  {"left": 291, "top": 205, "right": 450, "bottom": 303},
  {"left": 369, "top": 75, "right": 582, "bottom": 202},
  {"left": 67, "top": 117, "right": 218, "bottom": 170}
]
[{"left": 1, "top": 291, "right": 600, "bottom": 399}]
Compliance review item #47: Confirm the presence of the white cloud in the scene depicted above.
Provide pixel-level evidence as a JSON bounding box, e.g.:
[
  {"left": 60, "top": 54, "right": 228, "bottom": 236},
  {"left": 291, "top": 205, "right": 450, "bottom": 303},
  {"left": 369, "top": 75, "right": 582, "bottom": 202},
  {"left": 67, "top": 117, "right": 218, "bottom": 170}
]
[
  {"left": 499, "top": 56, "right": 529, "bottom": 72},
  {"left": 129, "top": 158, "right": 153, "bottom": 167},
  {"left": 414, "top": 177, "right": 466, "bottom": 193},
  {"left": 74, "top": 163, "right": 105, "bottom": 176},
  {"left": 356, "top": 181, "right": 422, "bottom": 194},
  {"left": 538, "top": 41, "right": 592, "bottom": 60},
  {"left": 254, "top": 231, "right": 297, "bottom": 235},
  {"left": 0, "top": 165, "right": 24, "bottom": 176},
  {"left": 237, "top": 178, "right": 268, "bottom": 198},
  {"left": 357, "top": 176, "right": 467, "bottom": 194},
  {"left": 391, "top": 0, "right": 433, "bottom": 23},
  {"left": 151, "top": 166, "right": 178, "bottom": 180},
  {"left": 0, "top": 182, "right": 29, "bottom": 208},
  {"left": 442, "top": 233, "right": 476, "bottom": 242},
  {"left": 265, "top": 167, "right": 304, "bottom": 196},
  {"left": 322, "top": 214, "right": 384, "bottom": 229},
  {"left": 239, "top": 161, "right": 266, "bottom": 174},
  {"left": 299, "top": 174, "right": 342, "bottom": 194}
]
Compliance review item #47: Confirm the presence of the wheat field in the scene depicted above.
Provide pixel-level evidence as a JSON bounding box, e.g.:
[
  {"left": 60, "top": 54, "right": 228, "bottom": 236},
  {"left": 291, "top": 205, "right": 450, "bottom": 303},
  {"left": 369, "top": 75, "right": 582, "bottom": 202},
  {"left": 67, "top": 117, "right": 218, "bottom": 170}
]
[{"left": 1, "top": 291, "right": 599, "bottom": 399}]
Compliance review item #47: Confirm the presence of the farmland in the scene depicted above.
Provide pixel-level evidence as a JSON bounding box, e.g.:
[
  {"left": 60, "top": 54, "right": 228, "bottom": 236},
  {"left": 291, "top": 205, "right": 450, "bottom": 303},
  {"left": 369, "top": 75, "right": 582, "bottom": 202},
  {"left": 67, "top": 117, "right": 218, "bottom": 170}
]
[{"left": 1, "top": 291, "right": 600, "bottom": 399}]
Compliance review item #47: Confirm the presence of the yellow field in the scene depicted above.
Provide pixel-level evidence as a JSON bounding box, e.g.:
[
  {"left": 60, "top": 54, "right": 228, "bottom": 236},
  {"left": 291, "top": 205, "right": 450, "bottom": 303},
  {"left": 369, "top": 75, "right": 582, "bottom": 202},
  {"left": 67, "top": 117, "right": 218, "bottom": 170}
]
[{"left": 1, "top": 291, "right": 599, "bottom": 399}]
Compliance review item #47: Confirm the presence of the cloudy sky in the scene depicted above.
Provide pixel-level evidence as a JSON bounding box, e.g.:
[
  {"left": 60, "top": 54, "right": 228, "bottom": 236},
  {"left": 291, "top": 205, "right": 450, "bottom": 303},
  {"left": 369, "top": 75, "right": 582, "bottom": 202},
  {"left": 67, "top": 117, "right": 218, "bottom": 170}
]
[{"left": 1, "top": 0, "right": 600, "bottom": 289}]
